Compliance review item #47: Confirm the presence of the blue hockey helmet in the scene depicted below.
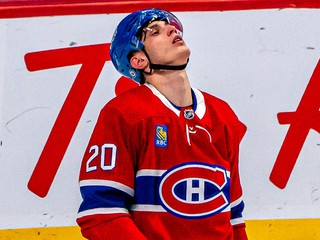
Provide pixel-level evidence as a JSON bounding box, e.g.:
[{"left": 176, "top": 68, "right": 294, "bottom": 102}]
[{"left": 110, "top": 8, "right": 184, "bottom": 83}]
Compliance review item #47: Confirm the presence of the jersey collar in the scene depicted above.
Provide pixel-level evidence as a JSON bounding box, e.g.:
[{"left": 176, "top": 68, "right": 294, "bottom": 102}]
[{"left": 145, "top": 83, "right": 206, "bottom": 119}]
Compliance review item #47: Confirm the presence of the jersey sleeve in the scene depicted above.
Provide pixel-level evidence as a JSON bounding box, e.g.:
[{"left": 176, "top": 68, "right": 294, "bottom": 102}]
[
  {"left": 76, "top": 104, "right": 147, "bottom": 240},
  {"left": 227, "top": 111, "right": 248, "bottom": 240}
]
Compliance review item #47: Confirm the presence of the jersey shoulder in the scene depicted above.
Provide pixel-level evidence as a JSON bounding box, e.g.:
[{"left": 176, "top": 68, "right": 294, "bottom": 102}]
[
  {"left": 200, "top": 90, "right": 246, "bottom": 139},
  {"left": 109, "top": 85, "right": 152, "bottom": 107},
  {"left": 100, "top": 85, "right": 163, "bottom": 124},
  {"left": 200, "top": 90, "right": 237, "bottom": 118}
]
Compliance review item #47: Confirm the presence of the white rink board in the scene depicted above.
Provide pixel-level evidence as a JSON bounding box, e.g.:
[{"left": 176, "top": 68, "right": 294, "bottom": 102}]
[{"left": 1, "top": 9, "right": 320, "bottom": 229}]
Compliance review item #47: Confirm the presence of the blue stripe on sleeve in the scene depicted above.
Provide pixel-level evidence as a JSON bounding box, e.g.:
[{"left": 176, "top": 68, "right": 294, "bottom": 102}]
[
  {"left": 135, "top": 175, "right": 162, "bottom": 205},
  {"left": 79, "top": 185, "right": 133, "bottom": 212},
  {"left": 231, "top": 200, "right": 245, "bottom": 220}
]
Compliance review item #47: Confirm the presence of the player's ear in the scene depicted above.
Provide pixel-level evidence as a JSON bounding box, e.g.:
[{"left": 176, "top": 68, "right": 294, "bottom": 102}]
[{"left": 130, "top": 51, "right": 148, "bottom": 70}]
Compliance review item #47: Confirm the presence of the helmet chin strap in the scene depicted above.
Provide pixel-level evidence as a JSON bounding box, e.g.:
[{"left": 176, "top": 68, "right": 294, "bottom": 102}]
[
  {"left": 150, "top": 60, "right": 189, "bottom": 71},
  {"left": 142, "top": 49, "right": 189, "bottom": 75}
]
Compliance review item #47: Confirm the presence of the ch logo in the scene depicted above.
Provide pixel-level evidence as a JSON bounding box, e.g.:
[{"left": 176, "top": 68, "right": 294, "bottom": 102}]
[{"left": 159, "top": 163, "right": 229, "bottom": 219}]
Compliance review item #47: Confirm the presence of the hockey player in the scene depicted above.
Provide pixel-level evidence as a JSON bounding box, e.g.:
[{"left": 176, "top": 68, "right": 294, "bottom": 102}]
[{"left": 77, "top": 8, "right": 248, "bottom": 240}]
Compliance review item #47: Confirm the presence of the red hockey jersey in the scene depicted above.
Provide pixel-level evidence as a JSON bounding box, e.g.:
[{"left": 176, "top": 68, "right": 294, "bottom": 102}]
[{"left": 77, "top": 84, "right": 248, "bottom": 240}]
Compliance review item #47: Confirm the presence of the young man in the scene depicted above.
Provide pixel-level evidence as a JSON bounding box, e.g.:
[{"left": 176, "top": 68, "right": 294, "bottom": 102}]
[{"left": 77, "top": 8, "right": 248, "bottom": 240}]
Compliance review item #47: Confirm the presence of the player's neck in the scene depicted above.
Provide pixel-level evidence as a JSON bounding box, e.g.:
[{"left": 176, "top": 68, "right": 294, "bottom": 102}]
[{"left": 146, "top": 70, "right": 192, "bottom": 107}]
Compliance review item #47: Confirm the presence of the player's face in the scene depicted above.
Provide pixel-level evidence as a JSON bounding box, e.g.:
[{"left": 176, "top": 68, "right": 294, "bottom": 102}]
[{"left": 141, "top": 20, "right": 190, "bottom": 66}]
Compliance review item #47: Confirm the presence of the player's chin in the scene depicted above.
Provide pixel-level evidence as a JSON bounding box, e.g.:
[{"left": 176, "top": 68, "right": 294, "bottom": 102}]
[{"left": 178, "top": 47, "right": 191, "bottom": 60}]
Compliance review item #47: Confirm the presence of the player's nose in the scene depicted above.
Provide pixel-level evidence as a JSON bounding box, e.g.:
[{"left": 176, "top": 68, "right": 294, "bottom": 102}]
[{"left": 166, "top": 24, "right": 178, "bottom": 36}]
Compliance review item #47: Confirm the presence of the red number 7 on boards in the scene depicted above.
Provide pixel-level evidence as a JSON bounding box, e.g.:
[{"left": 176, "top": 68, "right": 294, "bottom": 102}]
[{"left": 25, "top": 44, "right": 110, "bottom": 197}]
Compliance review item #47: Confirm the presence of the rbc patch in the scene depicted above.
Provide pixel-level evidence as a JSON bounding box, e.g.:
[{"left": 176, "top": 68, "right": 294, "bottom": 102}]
[{"left": 155, "top": 125, "right": 168, "bottom": 148}]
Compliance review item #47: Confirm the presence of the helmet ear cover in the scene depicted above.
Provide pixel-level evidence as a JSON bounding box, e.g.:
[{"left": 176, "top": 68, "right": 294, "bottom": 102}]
[
  {"left": 110, "top": 9, "right": 184, "bottom": 83},
  {"left": 126, "top": 50, "right": 147, "bottom": 83}
]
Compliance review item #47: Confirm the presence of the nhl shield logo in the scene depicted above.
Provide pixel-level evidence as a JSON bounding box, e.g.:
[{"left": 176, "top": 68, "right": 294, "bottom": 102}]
[{"left": 184, "top": 109, "right": 194, "bottom": 120}]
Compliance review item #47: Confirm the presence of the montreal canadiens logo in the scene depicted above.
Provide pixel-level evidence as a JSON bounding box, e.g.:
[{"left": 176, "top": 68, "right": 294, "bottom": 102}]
[{"left": 159, "top": 163, "right": 230, "bottom": 219}]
